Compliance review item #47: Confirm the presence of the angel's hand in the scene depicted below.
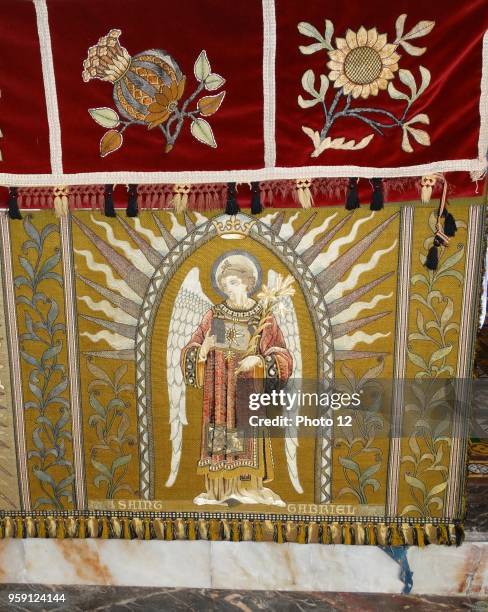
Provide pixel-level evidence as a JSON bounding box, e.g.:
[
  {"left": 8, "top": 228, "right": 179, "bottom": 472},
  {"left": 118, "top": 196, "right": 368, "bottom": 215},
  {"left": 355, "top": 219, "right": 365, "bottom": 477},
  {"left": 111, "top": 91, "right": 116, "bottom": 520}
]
[
  {"left": 236, "top": 355, "right": 262, "bottom": 374},
  {"left": 199, "top": 330, "right": 216, "bottom": 361}
]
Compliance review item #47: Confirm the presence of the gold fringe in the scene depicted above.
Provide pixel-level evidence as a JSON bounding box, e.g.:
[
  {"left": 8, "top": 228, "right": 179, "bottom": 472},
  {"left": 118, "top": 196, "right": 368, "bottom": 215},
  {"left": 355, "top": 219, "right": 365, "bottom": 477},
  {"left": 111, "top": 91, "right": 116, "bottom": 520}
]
[{"left": 0, "top": 516, "right": 464, "bottom": 545}]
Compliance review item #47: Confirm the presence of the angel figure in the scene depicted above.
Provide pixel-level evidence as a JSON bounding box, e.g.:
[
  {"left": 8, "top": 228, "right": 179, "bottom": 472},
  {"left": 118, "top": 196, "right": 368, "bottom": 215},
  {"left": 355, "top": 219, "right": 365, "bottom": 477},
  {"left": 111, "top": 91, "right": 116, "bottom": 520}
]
[{"left": 166, "top": 250, "right": 304, "bottom": 506}]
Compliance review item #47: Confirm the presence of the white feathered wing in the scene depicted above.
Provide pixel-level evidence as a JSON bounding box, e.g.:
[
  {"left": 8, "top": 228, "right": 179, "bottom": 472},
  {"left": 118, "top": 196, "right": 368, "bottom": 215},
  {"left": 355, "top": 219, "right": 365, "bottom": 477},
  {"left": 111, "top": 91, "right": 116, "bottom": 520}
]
[
  {"left": 165, "top": 267, "right": 211, "bottom": 487},
  {"left": 268, "top": 270, "right": 303, "bottom": 494}
]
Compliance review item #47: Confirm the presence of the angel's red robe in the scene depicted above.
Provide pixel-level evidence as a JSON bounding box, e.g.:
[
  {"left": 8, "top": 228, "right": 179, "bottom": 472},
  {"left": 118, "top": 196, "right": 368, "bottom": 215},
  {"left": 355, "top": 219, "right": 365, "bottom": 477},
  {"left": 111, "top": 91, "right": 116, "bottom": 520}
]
[{"left": 181, "top": 300, "right": 292, "bottom": 487}]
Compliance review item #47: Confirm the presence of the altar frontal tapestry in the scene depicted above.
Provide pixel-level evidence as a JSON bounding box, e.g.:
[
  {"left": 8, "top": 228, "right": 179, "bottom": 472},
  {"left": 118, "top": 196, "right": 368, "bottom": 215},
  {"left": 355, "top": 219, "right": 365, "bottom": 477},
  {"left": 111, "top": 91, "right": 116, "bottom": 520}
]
[{"left": 0, "top": 198, "right": 484, "bottom": 545}]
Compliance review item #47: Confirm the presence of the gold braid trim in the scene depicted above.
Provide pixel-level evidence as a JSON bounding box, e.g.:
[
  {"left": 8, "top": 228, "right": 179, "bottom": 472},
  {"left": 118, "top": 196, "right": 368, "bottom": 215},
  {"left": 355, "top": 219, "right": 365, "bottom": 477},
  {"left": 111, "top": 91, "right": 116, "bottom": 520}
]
[{"left": 0, "top": 516, "right": 464, "bottom": 545}]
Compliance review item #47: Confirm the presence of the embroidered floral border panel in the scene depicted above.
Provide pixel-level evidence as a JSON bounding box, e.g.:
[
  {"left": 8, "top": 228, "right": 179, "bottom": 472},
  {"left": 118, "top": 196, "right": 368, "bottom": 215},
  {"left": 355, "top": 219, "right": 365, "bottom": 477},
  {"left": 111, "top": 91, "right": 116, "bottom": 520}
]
[
  {"left": 0, "top": 0, "right": 486, "bottom": 182},
  {"left": 0, "top": 199, "right": 484, "bottom": 543}
]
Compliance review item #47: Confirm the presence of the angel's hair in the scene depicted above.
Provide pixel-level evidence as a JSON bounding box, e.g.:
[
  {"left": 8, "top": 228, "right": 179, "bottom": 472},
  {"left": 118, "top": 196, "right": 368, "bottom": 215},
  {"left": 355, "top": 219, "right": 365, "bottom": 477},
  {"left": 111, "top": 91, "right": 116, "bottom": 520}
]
[{"left": 217, "top": 260, "right": 256, "bottom": 293}]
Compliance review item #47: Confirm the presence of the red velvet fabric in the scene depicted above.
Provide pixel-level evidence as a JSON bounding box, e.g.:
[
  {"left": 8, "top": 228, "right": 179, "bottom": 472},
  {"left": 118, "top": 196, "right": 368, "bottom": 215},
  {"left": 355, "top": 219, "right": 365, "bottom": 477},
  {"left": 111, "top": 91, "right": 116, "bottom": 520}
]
[
  {"left": 276, "top": 0, "right": 487, "bottom": 168},
  {"left": 48, "top": 0, "right": 264, "bottom": 173},
  {"left": 0, "top": 1, "right": 51, "bottom": 174}
]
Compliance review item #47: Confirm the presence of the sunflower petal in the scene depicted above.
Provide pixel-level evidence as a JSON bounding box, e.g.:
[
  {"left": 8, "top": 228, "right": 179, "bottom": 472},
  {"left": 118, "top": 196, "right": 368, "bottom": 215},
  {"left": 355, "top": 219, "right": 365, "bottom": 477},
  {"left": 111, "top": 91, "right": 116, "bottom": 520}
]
[
  {"left": 328, "top": 70, "right": 341, "bottom": 82},
  {"left": 367, "top": 28, "right": 378, "bottom": 47},
  {"left": 379, "top": 43, "right": 397, "bottom": 58},
  {"left": 342, "top": 81, "right": 354, "bottom": 94},
  {"left": 346, "top": 29, "right": 358, "bottom": 49},
  {"left": 351, "top": 84, "right": 362, "bottom": 98},
  {"left": 328, "top": 49, "right": 346, "bottom": 62},
  {"left": 360, "top": 84, "right": 370, "bottom": 98},
  {"left": 380, "top": 67, "right": 395, "bottom": 80},
  {"left": 356, "top": 26, "right": 367, "bottom": 46},
  {"left": 334, "top": 74, "right": 350, "bottom": 88},
  {"left": 377, "top": 78, "right": 388, "bottom": 90},
  {"left": 335, "top": 37, "right": 348, "bottom": 51},
  {"left": 374, "top": 33, "right": 387, "bottom": 50},
  {"left": 370, "top": 81, "right": 379, "bottom": 96},
  {"left": 327, "top": 60, "right": 343, "bottom": 71}
]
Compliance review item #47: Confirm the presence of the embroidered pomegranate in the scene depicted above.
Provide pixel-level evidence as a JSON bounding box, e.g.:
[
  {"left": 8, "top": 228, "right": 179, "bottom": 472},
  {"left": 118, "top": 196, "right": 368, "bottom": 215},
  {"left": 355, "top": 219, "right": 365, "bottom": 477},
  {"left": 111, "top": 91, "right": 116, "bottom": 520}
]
[{"left": 82, "top": 29, "right": 184, "bottom": 124}]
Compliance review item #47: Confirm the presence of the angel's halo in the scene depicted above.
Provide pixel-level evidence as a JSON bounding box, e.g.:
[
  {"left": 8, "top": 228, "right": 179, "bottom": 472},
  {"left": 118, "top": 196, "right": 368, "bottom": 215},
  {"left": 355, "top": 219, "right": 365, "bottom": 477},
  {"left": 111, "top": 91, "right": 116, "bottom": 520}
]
[{"left": 211, "top": 250, "right": 262, "bottom": 298}]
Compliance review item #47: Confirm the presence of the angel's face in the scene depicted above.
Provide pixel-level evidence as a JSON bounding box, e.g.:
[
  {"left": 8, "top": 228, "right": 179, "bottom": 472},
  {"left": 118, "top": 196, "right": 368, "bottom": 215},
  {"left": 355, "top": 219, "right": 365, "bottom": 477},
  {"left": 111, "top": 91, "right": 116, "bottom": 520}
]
[{"left": 221, "top": 274, "right": 248, "bottom": 301}]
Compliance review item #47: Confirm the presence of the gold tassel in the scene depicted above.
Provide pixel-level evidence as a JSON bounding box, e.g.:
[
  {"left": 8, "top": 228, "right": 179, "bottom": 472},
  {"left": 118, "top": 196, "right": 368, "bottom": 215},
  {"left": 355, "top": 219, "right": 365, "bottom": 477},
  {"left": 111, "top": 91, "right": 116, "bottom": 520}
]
[
  {"left": 171, "top": 184, "right": 191, "bottom": 213},
  {"left": 15, "top": 518, "right": 24, "bottom": 538},
  {"left": 331, "top": 522, "right": 342, "bottom": 544},
  {"left": 437, "top": 524, "right": 449, "bottom": 545},
  {"left": 175, "top": 518, "right": 186, "bottom": 540},
  {"left": 87, "top": 517, "right": 98, "bottom": 538},
  {"left": 321, "top": 523, "right": 331, "bottom": 544},
  {"left": 253, "top": 521, "right": 263, "bottom": 542},
  {"left": 111, "top": 518, "right": 122, "bottom": 539},
  {"left": 153, "top": 519, "right": 164, "bottom": 540},
  {"left": 186, "top": 519, "right": 197, "bottom": 540},
  {"left": 37, "top": 517, "right": 47, "bottom": 538},
  {"left": 26, "top": 517, "right": 37, "bottom": 538},
  {"left": 131, "top": 517, "right": 144, "bottom": 539},
  {"left": 64, "top": 518, "right": 75, "bottom": 538},
  {"left": 100, "top": 518, "right": 110, "bottom": 539},
  {"left": 4, "top": 517, "right": 14, "bottom": 538},
  {"left": 425, "top": 523, "right": 437, "bottom": 544},
  {"left": 241, "top": 519, "right": 253, "bottom": 541},
  {"left": 231, "top": 520, "right": 241, "bottom": 542},
  {"left": 295, "top": 179, "right": 314, "bottom": 209},
  {"left": 53, "top": 186, "right": 69, "bottom": 217},
  {"left": 47, "top": 517, "right": 57, "bottom": 538},
  {"left": 122, "top": 518, "right": 131, "bottom": 539},
  {"left": 390, "top": 525, "right": 404, "bottom": 546},
  {"left": 402, "top": 523, "right": 414, "bottom": 546},
  {"left": 143, "top": 519, "right": 151, "bottom": 540},
  {"left": 208, "top": 519, "right": 221, "bottom": 541},
  {"left": 414, "top": 524, "right": 425, "bottom": 546},
  {"left": 307, "top": 521, "right": 318, "bottom": 544},
  {"left": 197, "top": 519, "right": 208, "bottom": 540},
  {"left": 297, "top": 522, "right": 306, "bottom": 544},
  {"left": 355, "top": 523, "right": 366, "bottom": 545},
  {"left": 56, "top": 519, "right": 65, "bottom": 539},
  {"left": 377, "top": 524, "right": 388, "bottom": 546},
  {"left": 343, "top": 523, "right": 352, "bottom": 545},
  {"left": 221, "top": 519, "right": 231, "bottom": 541}
]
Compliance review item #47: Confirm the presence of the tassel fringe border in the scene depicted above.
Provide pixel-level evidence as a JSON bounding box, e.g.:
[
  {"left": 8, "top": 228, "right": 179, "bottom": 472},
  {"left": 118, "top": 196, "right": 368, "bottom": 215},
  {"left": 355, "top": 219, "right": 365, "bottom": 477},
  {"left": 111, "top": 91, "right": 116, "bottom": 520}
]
[{"left": 0, "top": 515, "right": 464, "bottom": 545}]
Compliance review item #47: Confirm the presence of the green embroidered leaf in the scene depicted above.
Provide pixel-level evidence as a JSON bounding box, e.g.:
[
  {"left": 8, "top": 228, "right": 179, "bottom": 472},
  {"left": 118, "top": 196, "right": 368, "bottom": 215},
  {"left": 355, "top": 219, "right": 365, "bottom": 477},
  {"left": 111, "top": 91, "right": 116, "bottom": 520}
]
[
  {"left": 387, "top": 82, "right": 410, "bottom": 102},
  {"left": 359, "top": 463, "right": 381, "bottom": 485},
  {"left": 194, "top": 50, "right": 211, "bottom": 82},
  {"left": 399, "top": 40, "right": 426, "bottom": 56},
  {"left": 112, "top": 454, "right": 132, "bottom": 472},
  {"left": 408, "top": 127, "right": 430, "bottom": 147},
  {"left": 299, "top": 42, "right": 327, "bottom": 55},
  {"left": 427, "top": 481, "right": 447, "bottom": 499},
  {"left": 338, "top": 456, "right": 360, "bottom": 476},
  {"left": 33, "top": 468, "right": 56, "bottom": 488},
  {"left": 399, "top": 69, "right": 417, "bottom": 98},
  {"left": 400, "top": 504, "right": 422, "bottom": 516},
  {"left": 402, "top": 20, "right": 435, "bottom": 41},
  {"left": 88, "top": 107, "right": 120, "bottom": 129},
  {"left": 190, "top": 118, "right": 217, "bottom": 148},
  {"left": 297, "top": 21, "right": 324, "bottom": 42},
  {"left": 298, "top": 95, "right": 320, "bottom": 109},
  {"left": 204, "top": 73, "right": 225, "bottom": 91},
  {"left": 395, "top": 14, "right": 407, "bottom": 39},
  {"left": 405, "top": 473, "right": 426, "bottom": 495},
  {"left": 91, "top": 458, "right": 113, "bottom": 481}
]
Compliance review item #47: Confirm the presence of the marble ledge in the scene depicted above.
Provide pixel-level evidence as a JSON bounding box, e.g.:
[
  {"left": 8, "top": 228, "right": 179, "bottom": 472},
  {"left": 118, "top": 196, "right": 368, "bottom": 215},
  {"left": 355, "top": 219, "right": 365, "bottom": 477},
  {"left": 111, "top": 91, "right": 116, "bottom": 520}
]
[
  {"left": 0, "top": 539, "right": 486, "bottom": 596},
  {"left": 0, "top": 585, "right": 487, "bottom": 612}
]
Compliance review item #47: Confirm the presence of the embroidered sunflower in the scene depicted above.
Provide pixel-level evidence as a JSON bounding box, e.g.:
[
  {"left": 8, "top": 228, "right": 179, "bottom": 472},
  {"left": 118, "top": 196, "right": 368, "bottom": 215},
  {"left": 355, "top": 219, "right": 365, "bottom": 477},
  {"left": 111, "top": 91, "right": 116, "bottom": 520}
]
[
  {"left": 327, "top": 27, "right": 400, "bottom": 99},
  {"left": 145, "top": 78, "right": 186, "bottom": 129}
]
